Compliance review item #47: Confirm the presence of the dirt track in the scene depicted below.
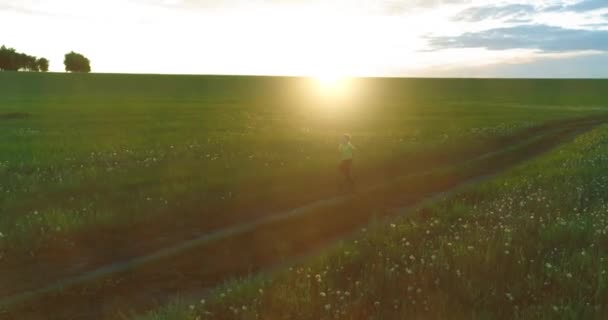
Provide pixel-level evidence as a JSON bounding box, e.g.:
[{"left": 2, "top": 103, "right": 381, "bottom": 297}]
[{"left": 1, "top": 116, "right": 606, "bottom": 320}]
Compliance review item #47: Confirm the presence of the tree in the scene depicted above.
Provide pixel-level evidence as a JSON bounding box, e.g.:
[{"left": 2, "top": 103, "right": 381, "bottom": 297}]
[
  {"left": 0, "top": 45, "right": 18, "bottom": 71},
  {"left": 0, "top": 45, "right": 49, "bottom": 72},
  {"left": 21, "top": 54, "right": 38, "bottom": 71},
  {"left": 0, "top": 46, "right": 9, "bottom": 70},
  {"left": 64, "top": 51, "right": 91, "bottom": 73},
  {"left": 37, "top": 58, "right": 49, "bottom": 72}
]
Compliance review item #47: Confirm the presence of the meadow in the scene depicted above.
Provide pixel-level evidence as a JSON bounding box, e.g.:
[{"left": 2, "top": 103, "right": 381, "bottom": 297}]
[
  {"left": 1, "top": 73, "right": 608, "bottom": 318},
  {"left": 137, "top": 109, "right": 608, "bottom": 320},
  {"left": 1, "top": 73, "right": 607, "bottom": 250}
]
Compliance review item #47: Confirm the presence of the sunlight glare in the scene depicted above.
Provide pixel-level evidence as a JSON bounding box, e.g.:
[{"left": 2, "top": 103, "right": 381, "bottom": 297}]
[
  {"left": 317, "top": 74, "right": 343, "bottom": 88},
  {"left": 314, "top": 73, "right": 351, "bottom": 97}
]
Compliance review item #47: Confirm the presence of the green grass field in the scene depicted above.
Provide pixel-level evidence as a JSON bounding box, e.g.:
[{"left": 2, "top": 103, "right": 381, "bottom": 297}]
[
  {"left": 139, "top": 120, "right": 608, "bottom": 320},
  {"left": 1, "top": 73, "right": 607, "bottom": 249},
  {"left": 1, "top": 72, "right": 608, "bottom": 318}
]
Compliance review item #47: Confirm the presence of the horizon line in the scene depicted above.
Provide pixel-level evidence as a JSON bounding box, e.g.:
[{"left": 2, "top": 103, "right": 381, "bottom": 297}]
[{"left": 1, "top": 71, "right": 607, "bottom": 80}]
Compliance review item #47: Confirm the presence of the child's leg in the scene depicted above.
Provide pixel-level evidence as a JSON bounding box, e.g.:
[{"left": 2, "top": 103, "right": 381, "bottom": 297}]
[
  {"left": 345, "top": 160, "right": 355, "bottom": 185},
  {"left": 339, "top": 160, "right": 347, "bottom": 177},
  {"left": 339, "top": 161, "right": 349, "bottom": 186},
  {"left": 345, "top": 160, "right": 352, "bottom": 181}
]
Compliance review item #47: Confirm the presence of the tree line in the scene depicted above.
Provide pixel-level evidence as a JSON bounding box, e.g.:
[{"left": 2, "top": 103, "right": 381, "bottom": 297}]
[
  {"left": 0, "top": 45, "right": 91, "bottom": 73},
  {"left": 0, "top": 46, "right": 49, "bottom": 72}
]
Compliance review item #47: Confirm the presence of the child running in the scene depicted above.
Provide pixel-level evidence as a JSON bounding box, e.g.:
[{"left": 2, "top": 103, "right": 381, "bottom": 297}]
[{"left": 338, "top": 134, "right": 356, "bottom": 191}]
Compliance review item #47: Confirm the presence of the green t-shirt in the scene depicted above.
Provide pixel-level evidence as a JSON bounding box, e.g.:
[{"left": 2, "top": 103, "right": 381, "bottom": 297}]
[{"left": 339, "top": 142, "right": 354, "bottom": 160}]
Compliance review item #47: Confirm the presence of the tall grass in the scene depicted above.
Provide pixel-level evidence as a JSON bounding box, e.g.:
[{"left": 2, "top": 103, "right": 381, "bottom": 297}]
[{"left": 137, "top": 125, "right": 608, "bottom": 319}]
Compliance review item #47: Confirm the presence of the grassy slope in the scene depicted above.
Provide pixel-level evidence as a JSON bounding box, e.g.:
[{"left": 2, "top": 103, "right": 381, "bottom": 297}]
[
  {"left": 1, "top": 72, "right": 607, "bottom": 250},
  {"left": 137, "top": 124, "right": 608, "bottom": 320}
]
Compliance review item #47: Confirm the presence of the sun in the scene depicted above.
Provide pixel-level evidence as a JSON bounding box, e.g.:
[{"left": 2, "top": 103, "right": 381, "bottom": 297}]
[
  {"left": 317, "top": 74, "right": 343, "bottom": 88},
  {"left": 313, "top": 73, "right": 350, "bottom": 95}
]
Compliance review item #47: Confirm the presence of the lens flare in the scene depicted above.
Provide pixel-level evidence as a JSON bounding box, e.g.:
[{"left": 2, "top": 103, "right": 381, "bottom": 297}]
[
  {"left": 313, "top": 74, "right": 350, "bottom": 97},
  {"left": 317, "top": 74, "right": 343, "bottom": 88}
]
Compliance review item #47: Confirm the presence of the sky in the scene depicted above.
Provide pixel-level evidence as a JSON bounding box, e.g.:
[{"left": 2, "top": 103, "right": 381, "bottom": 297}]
[{"left": 1, "top": 0, "right": 607, "bottom": 77}]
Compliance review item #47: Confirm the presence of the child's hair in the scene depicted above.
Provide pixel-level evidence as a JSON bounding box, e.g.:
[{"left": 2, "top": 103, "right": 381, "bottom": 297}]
[{"left": 343, "top": 134, "right": 351, "bottom": 141}]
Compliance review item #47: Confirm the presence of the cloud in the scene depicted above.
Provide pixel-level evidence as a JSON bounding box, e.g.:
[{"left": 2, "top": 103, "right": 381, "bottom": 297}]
[
  {"left": 546, "top": 0, "right": 608, "bottom": 12},
  {"left": 139, "top": 0, "right": 470, "bottom": 7},
  {"left": 460, "top": 52, "right": 608, "bottom": 78},
  {"left": 0, "top": 2, "right": 49, "bottom": 16},
  {"left": 429, "top": 24, "right": 608, "bottom": 52},
  {"left": 452, "top": 4, "right": 536, "bottom": 22},
  {"left": 0, "top": 0, "right": 108, "bottom": 20},
  {"left": 379, "top": 0, "right": 472, "bottom": 14},
  {"left": 450, "top": 0, "right": 608, "bottom": 24},
  {"left": 564, "top": 0, "right": 607, "bottom": 12},
  {"left": 132, "top": 0, "right": 473, "bottom": 15}
]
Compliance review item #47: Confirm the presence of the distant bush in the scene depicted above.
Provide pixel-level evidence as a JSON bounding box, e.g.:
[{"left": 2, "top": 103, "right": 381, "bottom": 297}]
[
  {"left": 64, "top": 51, "right": 91, "bottom": 73},
  {"left": 0, "top": 45, "right": 49, "bottom": 72}
]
